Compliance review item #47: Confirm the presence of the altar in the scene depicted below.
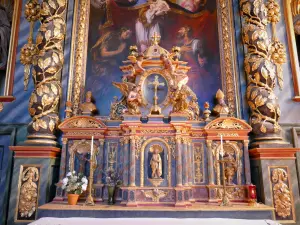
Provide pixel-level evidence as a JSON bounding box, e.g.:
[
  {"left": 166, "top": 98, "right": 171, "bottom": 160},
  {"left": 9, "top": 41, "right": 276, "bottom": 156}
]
[{"left": 51, "top": 35, "right": 258, "bottom": 209}]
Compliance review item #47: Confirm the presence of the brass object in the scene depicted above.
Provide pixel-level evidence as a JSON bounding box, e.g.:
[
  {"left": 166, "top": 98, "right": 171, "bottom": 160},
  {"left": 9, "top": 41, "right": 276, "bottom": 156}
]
[
  {"left": 240, "top": 0, "right": 286, "bottom": 143},
  {"left": 271, "top": 168, "right": 292, "bottom": 218},
  {"left": 79, "top": 91, "right": 97, "bottom": 116},
  {"left": 85, "top": 152, "right": 97, "bottom": 206},
  {"left": 16, "top": 166, "right": 40, "bottom": 220},
  {"left": 218, "top": 159, "right": 232, "bottom": 207},
  {"left": 20, "top": 0, "right": 40, "bottom": 91},
  {"left": 213, "top": 89, "right": 229, "bottom": 117},
  {"left": 142, "top": 189, "right": 168, "bottom": 202},
  {"left": 25, "top": 0, "right": 67, "bottom": 146}
]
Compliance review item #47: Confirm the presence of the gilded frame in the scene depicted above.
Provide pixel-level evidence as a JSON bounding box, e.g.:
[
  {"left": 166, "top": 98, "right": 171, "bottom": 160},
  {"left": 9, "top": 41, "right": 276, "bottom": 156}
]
[
  {"left": 0, "top": 0, "right": 22, "bottom": 103},
  {"left": 67, "top": 0, "right": 240, "bottom": 117},
  {"left": 284, "top": 0, "right": 300, "bottom": 101}
]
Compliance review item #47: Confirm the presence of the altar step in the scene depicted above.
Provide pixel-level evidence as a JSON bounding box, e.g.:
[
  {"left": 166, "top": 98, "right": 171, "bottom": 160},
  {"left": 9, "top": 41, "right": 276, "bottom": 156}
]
[{"left": 37, "top": 203, "right": 274, "bottom": 220}]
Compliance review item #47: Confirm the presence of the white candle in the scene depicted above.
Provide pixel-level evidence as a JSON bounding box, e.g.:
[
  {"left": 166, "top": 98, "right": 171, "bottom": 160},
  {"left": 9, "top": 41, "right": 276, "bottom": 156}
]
[{"left": 91, "top": 136, "right": 94, "bottom": 157}]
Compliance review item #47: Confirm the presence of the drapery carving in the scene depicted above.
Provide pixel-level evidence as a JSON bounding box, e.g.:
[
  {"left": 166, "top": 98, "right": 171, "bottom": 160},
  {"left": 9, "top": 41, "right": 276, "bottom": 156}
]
[
  {"left": 24, "top": 0, "right": 67, "bottom": 146},
  {"left": 240, "top": 0, "right": 286, "bottom": 144}
]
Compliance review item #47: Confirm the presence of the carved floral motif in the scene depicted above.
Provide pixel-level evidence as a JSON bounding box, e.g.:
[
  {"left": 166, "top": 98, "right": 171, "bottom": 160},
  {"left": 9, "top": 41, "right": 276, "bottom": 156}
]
[
  {"left": 271, "top": 168, "right": 292, "bottom": 218},
  {"left": 142, "top": 189, "right": 168, "bottom": 202},
  {"left": 18, "top": 167, "right": 39, "bottom": 218}
]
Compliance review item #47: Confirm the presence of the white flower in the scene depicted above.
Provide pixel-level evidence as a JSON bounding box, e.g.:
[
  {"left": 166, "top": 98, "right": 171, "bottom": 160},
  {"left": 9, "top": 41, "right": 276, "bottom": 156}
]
[
  {"left": 62, "top": 178, "right": 68, "bottom": 185},
  {"left": 82, "top": 184, "right": 87, "bottom": 191},
  {"left": 72, "top": 171, "right": 76, "bottom": 174},
  {"left": 81, "top": 177, "right": 88, "bottom": 184},
  {"left": 66, "top": 172, "right": 72, "bottom": 176}
]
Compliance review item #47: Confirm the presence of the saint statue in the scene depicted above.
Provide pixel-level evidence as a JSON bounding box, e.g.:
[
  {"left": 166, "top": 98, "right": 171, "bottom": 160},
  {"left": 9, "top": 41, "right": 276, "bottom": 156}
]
[
  {"left": 150, "top": 144, "right": 163, "bottom": 179},
  {"left": 213, "top": 89, "right": 229, "bottom": 117},
  {"left": 79, "top": 91, "right": 97, "bottom": 116},
  {"left": 223, "top": 151, "right": 237, "bottom": 185}
]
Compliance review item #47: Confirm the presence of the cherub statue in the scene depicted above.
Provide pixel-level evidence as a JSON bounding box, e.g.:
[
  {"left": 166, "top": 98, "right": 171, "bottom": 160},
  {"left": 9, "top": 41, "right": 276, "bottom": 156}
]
[
  {"left": 213, "top": 89, "right": 229, "bottom": 117},
  {"left": 187, "top": 97, "right": 200, "bottom": 120},
  {"left": 121, "top": 65, "right": 136, "bottom": 83},
  {"left": 113, "top": 82, "right": 145, "bottom": 115},
  {"left": 79, "top": 91, "right": 97, "bottom": 116},
  {"left": 171, "top": 88, "right": 189, "bottom": 114},
  {"left": 128, "top": 53, "right": 146, "bottom": 73},
  {"left": 160, "top": 53, "right": 188, "bottom": 90}
]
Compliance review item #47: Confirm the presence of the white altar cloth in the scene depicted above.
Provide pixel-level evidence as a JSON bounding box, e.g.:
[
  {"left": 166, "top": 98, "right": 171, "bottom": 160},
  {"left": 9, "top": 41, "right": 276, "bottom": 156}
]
[{"left": 29, "top": 218, "right": 281, "bottom": 225}]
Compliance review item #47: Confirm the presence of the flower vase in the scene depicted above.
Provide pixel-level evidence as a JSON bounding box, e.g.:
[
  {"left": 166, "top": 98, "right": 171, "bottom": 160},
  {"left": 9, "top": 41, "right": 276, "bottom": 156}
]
[
  {"left": 68, "top": 194, "right": 79, "bottom": 205},
  {"left": 107, "top": 186, "right": 115, "bottom": 205}
]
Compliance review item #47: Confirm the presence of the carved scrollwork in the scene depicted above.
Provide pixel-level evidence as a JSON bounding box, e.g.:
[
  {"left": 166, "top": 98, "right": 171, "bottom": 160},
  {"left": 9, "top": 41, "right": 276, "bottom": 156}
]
[
  {"left": 271, "top": 168, "right": 292, "bottom": 218},
  {"left": 142, "top": 189, "right": 168, "bottom": 202},
  {"left": 18, "top": 167, "right": 39, "bottom": 219}
]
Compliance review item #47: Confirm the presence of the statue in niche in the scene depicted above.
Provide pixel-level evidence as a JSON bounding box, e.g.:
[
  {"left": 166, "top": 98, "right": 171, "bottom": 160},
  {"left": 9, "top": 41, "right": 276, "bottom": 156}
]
[
  {"left": 223, "top": 150, "right": 237, "bottom": 185},
  {"left": 79, "top": 91, "right": 97, "bottom": 116},
  {"left": 150, "top": 144, "right": 163, "bottom": 179},
  {"left": 213, "top": 89, "right": 229, "bottom": 117}
]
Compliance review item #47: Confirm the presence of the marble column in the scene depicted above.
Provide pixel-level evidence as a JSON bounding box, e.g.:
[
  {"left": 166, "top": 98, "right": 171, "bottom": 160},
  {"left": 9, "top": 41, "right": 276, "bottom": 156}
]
[
  {"left": 123, "top": 137, "right": 130, "bottom": 186},
  {"left": 129, "top": 136, "right": 136, "bottom": 187},
  {"left": 243, "top": 140, "right": 251, "bottom": 185},
  {"left": 96, "top": 139, "right": 104, "bottom": 184},
  {"left": 176, "top": 137, "right": 183, "bottom": 186},
  {"left": 183, "top": 139, "right": 189, "bottom": 186},
  {"left": 54, "top": 138, "right": 68, "bottom": 201},
  {"left": 207, "top": 140, "right": 215, "bottom": 185},
  {"left": 188, "top": 140, "right": 193, "bottom": 185}
]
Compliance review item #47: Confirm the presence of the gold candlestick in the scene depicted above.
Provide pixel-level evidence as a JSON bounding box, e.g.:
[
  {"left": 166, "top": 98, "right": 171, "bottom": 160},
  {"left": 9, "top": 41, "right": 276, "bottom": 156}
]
[
  {"left": 85, "top": 156, "right": 95, "bottom": 206},
  {"left": 218, "top": 159, "right": 231, "bottom": 207}
]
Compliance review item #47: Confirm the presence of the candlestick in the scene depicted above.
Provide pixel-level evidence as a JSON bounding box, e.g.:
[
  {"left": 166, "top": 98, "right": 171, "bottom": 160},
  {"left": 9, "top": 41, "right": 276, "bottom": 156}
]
[
  {"left": 85, "top": 135, "right": 95, "bottom": 206},
  {"left": 220, "top": 135, "right": 224, "bottom": 158},
  {"left": 91, "top": 136, "right": 94, "bottom": 156}
]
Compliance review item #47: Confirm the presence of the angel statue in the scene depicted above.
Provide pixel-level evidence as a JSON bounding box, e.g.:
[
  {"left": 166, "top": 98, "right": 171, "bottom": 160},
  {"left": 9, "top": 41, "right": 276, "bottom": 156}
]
[{"left": 112, "top": 82, "right": 145, "bottom": 115}]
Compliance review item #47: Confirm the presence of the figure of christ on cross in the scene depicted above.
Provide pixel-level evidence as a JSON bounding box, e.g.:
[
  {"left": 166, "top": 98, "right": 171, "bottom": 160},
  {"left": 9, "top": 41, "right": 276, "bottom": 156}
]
[{"left": 148, "top": 75, "right": 165, "bottom": 115}]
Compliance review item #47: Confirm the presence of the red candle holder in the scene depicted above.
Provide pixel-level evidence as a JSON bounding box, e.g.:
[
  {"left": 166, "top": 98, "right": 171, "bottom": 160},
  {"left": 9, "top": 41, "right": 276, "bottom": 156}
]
[{"left": 248, "top": 184, "right": 257, "bottom": 206}]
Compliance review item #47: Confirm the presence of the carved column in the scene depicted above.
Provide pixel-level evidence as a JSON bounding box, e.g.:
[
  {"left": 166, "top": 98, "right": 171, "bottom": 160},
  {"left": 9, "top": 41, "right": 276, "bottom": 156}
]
[
  {"left": 188, "top": 140, "right": 193, "bottom": 185},
  {"left": 240, "top": 0, "right": 287, "bottom": 146},
  {"left": 123, "top": 137, "right": 130, "bottom": 186},
  {"left": 182, "top": 138, "right": 189, "bottom": 186},
  {"left": 24, "top": 0, "right": 67, "bottom": 146},
  {"left": 175, "top": 136, "right": 183, "bottom": 187},
  {"left": 206, "top": 140, "right": 214, "bottom": 185},
  {"left": 129, "top": 136, "right": 136, "bottom": 187}
]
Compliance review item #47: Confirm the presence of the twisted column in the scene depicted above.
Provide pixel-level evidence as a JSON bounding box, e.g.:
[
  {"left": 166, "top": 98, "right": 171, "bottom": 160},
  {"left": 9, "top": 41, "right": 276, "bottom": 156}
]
[{"left": 25, "top": 0, "right": 67, "bottom": 146}]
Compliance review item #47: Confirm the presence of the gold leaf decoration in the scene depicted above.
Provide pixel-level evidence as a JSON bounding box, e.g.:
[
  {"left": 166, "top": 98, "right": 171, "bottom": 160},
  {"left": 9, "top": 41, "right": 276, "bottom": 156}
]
[
  {"left": 49, "top": 119, "right": 55, "bottom": 132},
  {"left": 260, "top": 124, "right": 267, "bottom": 133}
]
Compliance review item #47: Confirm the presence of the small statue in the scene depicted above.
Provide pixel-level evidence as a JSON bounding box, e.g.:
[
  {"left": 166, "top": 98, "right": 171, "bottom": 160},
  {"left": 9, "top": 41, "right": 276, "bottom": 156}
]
[
  {"left": 121, "top": 65, "right": 136, "bottom": 83},
  {"left": 150, "top": 145, "right": 163, "bottom": 179},
  {"left": 112, "top": 82, "right": 144, "bottom": 115},
  {"left": 79, "top": 91, "right": 97, "bottom": 116},
  {"left": 203, "top": 101, "right": 211, "bottom": 121},
  {"left": 223, "top": 151, "right": 237, "bottom": 185},
  {"left": 128, "top": 53, "right": 146, "bottom": 73},
  {"left": 187, "top": 97, "right": 200, "bottom": 120},
  {"left": 171, "top": 89, "right": 189, "bottom": 113},
  {"left": 160, "top": 53, "right": 188, "bottom": 90},
  {"left": 213, "top": 89, "right": 229, "bottom": 117}
]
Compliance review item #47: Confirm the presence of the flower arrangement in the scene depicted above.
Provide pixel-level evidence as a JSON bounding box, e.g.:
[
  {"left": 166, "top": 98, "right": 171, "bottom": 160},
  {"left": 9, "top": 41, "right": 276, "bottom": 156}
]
[
  {"left": 62, "top": 171, "right": 88, "bottom": 195},
  {"left": 104, "top": 168, "right": 123, "bottom": 187}
]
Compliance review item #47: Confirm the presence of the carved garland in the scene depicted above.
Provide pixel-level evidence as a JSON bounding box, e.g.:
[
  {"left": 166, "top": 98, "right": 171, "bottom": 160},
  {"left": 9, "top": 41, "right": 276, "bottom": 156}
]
[
  {"left": 271, "top": 168, "right": 292, "bottom": 218},
  {"left": 25, "top": 0, "right": 67, "bottom": 145},
  {"left": 240, "top": 0, "right": 286, "bottom": 143}
]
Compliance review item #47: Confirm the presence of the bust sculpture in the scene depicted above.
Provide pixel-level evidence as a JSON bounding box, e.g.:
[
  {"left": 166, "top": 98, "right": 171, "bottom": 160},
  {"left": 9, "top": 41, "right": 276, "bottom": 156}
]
[
  {"left": 213, "top": 89, "right": 229, "bottom": 117},
  {"left": 79, "top": 91, "right": 97, "bottom": 116}
]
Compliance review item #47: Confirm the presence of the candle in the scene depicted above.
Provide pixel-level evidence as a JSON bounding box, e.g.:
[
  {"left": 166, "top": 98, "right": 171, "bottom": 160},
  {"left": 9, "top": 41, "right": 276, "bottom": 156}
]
[{"left": 91, "top": 136, "right": 94, "bottom": 157}]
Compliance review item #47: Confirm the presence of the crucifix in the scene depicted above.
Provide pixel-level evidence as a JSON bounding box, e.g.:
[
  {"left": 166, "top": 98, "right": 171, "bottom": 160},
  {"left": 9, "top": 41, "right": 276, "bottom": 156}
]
[
  {"left": 148, "top": 75, "right": 165, "bottom": 115},
  {"left": 151, "top": 32, "right": 161, "bottom": 45}
]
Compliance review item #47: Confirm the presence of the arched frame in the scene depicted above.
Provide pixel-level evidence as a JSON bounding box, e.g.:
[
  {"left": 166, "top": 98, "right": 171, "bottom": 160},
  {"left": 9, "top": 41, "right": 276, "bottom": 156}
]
[
  {"left": 140, "top": 137, "right": 172, "bottom": 187},
  {"left": 66, "top": 0, "right": 241, "bottom": 117}
]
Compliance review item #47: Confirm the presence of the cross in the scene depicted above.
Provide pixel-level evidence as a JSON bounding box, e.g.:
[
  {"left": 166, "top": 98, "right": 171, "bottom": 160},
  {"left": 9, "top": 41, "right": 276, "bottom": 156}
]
[
  {"left": 151, "top": 32, "right": 161, "bottom": 45},
  {"left": 148, "top": 75, "right": 165, "bottom": 108}
]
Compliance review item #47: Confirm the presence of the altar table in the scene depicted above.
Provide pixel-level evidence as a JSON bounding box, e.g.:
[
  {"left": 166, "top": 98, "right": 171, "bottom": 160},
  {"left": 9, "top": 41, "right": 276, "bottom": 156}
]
[{"left": 29, "top": 218, "right": 281, "bottom": 225}]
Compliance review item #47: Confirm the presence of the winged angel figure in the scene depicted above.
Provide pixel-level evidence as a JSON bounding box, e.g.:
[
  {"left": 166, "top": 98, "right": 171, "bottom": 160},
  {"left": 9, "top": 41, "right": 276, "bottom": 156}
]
[{"left": 112, "top": 82, "right": 146, "bottom": 115}]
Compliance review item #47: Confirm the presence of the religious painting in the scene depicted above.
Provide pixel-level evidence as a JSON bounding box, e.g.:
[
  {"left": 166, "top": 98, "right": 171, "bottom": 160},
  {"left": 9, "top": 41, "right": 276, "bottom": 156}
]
[
  {"left": 0, "top": 0, "right": 21, "bottom": 101},
  {"left": 85, "top": 0, "right": 221, "bottom": 116}
]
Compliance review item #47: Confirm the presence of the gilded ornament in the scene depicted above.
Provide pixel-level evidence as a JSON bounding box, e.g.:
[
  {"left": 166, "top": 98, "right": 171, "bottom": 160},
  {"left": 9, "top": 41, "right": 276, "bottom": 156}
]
[
  {"left": 240, "top": 0, "right": 286, "bottom": 142},
  {"left": 18, "top": 167, "right": 39, "bottom": 218},
  {"left": 79, "top": 91, "right": 97, "bottom": 116},
  {"left": 142, "top": 189, "right": 168, "bottom": 202},
  {"left": 271, "top": 168, "right": 292, "bottom": 218},
  {"left": 194, "top": 144, "right": 204, "bottom": 183},
  {"left": 0, "top": 102, "right": 3, "bottom": 112}
]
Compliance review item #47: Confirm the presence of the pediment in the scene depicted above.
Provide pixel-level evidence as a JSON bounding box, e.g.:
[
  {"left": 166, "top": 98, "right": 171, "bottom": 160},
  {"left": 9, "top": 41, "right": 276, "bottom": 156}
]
[
  {"left": 204, "top": 117, "right": 252, "bottom": 131},
  {"left": 58, "top": 116, "right": 106, "bottom": 130}
]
